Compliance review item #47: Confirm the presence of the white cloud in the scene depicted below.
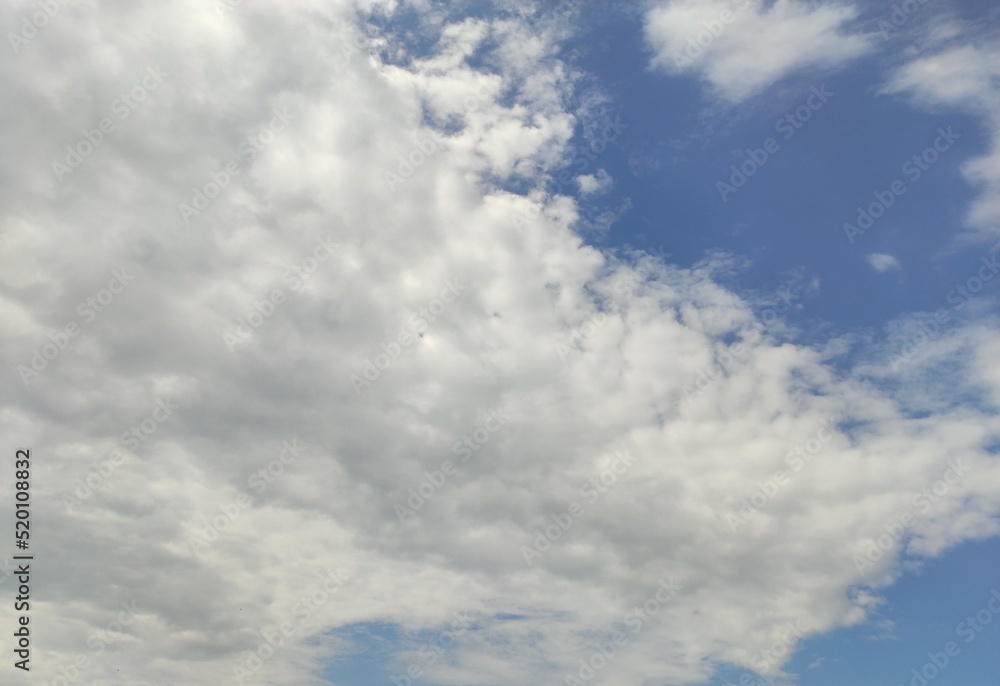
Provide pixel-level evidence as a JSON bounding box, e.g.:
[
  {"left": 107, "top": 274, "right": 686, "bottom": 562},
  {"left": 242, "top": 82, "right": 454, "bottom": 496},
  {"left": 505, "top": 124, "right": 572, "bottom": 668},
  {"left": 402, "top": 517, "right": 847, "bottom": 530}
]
[
  {"left": 644, "top": 0, "right": 874, "bottom": 102},
  {"left": 867, "top": 253, "right": 902, "bottom": 272},
  {"left": 883, "top": 42, "right": 1000, "bottom": 243},
  {"left": 576, "top": 169, "right": 613, "bottom": 196},
  {"left": 0, "top": 2, "right": 999, "bottom": 685},
  {"left": 883, "top": 44, "right": 1000, "bottom": 111}
]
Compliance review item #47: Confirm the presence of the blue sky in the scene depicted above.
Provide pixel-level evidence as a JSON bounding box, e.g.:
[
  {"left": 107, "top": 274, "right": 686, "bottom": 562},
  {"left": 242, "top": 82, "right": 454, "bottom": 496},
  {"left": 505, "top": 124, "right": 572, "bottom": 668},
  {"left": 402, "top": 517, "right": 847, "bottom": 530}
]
[
  {"left": 565, "top": 4, "right": 993, "bottom": 331},
  {"left": 3, "top": 1, "right": 1000, "bottom": 684}
]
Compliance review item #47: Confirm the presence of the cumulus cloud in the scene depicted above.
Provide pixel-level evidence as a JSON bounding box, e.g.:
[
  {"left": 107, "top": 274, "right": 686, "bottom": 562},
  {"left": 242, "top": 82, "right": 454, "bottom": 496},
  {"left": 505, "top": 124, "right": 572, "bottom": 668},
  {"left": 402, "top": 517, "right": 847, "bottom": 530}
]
[
  {"left": 576, "top": 169, "right": 613, "bottom": 196},
  {"left": 644, "top": 0, "right": 874, "bottom": 102},
  {"left": 0, "top": 2, "right": 999, "bottom": 686}
]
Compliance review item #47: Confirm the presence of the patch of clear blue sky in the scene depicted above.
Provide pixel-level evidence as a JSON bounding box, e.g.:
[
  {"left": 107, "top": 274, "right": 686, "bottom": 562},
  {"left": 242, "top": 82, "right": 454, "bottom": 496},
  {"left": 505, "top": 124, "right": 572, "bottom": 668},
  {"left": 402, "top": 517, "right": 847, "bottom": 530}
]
[
  {"left": 321, "top": 3, "right": 1000, "bottom": 684},
  {"left": 558, "top": 1, "right": 994, "bottom": 335}
]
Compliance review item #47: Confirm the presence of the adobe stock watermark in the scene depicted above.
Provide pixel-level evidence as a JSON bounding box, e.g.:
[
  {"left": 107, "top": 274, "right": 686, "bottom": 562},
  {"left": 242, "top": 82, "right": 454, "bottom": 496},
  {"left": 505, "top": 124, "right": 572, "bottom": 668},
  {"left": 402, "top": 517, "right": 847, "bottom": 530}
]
[
  {"left": 62, "top": 397, "right": 179, "bottom": 512},
  {"left": 681, "top": 331, "right": 759, "bottom": 406},
  {"left": 853, "top": 458, "right": 971, "bottom": 575},
  {"left": 39, "top": 598, "right": 142, "bottom": 686},
  {"left": 185, "top": 438, "right": 306, "bottom": 554},
  {"left": 179, "top": 107, "right": 294, "bottom": 223},
  {"left": 717, "top": 84, "right": 833, "bottom": 202},
  {"left": 683, "top": 280, "right": 804, "bottom": 405},
  {"left": 335, "top": 18, "right": 376, "bottom": 63},
  {"left": 509, "top": 115, "right": 628, "bottom": 237},
  {"left": 550, "top": 115, "right": 628, "bottom": 198},
  {"left": 889, "top": 240, "right": 1000, "bottom": 371},
  {"left": 52, "top": 67, "right": 168, "bottom": 183},
  {"left": 520, "top": 448, "right": 636, "bottom": 566},
  {"left": 7, "top": 0, "right": 72, "bottom": 55},
  {"left": 384, "top": 78, "right": 496, "bottom": 190},
  {"left": 554, "top": 310, "right": 609, "bottom": 362},
  {"left": 612, "top": 244, "right": 673, "bottom": 302},
  {"left": 394, "top": 407, "right": 509, "bottom": 523},
  {"left": 750, "top": 620, "right": 809, "bottom": 674},
  {"left": 384, "top": 131, "right": 448, "bottom": 191},
  {"left": 946, "top": 240, "right": 1000, "bottom": 310},
  {"left": 349, "top": 279, "right": 465, "bottom": 396},
  {"left": 509, "top": 199, "right": 549, "bottom": 236},
  {"left": 720, "top": 417, "right": 837, "bottom": 533},
  {"left": 894, "top": 587, "right": 1000, "bottom": 686},
  {"left": 878, "top": 0, "right": 933, "bottom": 39},
  {"left": 844, "top": 126, "right": 960, "bottom": 244},
  {"left": 563, "top": 575, "right": 681, "bottom": 685},
  {"left": 16, "top": 267, "right": 137, "bottom": 386},
  {"left": 231, "top": 568, "right": 350, "bottom": 684},
  {"left": 671, "top": 0, "right": 755, "bottom": 68},
  {"left": 223, "top": 235, "right": 339, "bottom": 352},
  {"left": 389, "top": 610, "right": 482, "bottom": 686}
]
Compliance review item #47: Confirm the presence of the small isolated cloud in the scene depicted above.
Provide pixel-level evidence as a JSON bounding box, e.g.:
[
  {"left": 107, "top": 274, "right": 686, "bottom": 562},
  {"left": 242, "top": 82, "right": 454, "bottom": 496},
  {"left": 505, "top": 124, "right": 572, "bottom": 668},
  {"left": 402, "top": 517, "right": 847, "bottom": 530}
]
[
  {"left": 882, "top": 44, "right": 1000, "bottom": 112},
  {"left": 644, "top": 0, "right": 874, "bottom": 102},
  {"left": 576, "top": 169, "right": 613, "bottom": 196},
  {"left": 867, "top": 253, "right": 902, "bottom": 273}
]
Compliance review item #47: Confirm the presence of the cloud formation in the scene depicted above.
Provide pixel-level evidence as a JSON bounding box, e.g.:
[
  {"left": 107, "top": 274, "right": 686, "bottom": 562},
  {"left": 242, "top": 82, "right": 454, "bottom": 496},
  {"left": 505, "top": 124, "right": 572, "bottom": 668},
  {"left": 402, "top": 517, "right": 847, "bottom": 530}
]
[
  {"left": 883, "top": 41, "right": 1000, "bottom": 244},
  {"left": 644, "top": 0, "right": 873, "bottom": 102},
  {"left": 0, "top": 1, "right": 998, "bottom": 685},
  {"left": 867, "top": 253, "right": 902, "bottom": 273}
]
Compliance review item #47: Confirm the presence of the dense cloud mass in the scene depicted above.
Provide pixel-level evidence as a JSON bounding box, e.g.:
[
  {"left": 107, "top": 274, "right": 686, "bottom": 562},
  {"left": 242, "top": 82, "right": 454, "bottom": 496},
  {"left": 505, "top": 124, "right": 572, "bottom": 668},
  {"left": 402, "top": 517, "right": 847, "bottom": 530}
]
[{"left": 1, "top": 1, "right": 998, "bottom": 685}]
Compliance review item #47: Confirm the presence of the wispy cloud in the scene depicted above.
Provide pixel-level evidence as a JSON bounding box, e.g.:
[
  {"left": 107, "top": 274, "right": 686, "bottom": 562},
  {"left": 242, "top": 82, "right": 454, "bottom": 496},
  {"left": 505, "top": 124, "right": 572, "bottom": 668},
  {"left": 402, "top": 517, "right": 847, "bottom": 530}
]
[
  {"left": 644, "top": 0, "right": 874, "bottom": 101},
  {"left": 867, "top": 253, "right": 903, "bottom": 273}
]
